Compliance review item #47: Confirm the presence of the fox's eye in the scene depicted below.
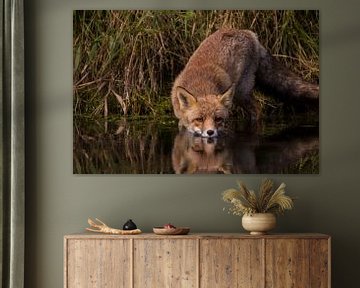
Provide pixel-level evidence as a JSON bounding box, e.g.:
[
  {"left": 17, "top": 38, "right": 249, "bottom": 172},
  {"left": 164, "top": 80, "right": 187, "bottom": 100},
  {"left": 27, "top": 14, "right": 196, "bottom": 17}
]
[
  {"left": 194, "top": 117, "right": 203, "bottom": 122},
  {"left": 215, "top": 117, "right": 223, "bottom": 123}
]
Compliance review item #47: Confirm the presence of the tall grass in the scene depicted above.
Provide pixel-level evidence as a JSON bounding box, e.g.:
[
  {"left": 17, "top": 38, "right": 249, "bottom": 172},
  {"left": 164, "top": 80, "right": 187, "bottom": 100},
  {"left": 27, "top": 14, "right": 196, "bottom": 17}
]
[{"left": 73, "top": 10, "right": 319, "bottom": 118}]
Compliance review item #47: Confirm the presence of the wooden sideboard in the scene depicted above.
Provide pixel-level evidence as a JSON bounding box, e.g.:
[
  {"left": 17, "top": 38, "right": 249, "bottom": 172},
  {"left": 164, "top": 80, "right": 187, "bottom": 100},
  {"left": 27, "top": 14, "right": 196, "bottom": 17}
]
[{"left": 64, "top": 233, "right": 330, "bottom": 288}]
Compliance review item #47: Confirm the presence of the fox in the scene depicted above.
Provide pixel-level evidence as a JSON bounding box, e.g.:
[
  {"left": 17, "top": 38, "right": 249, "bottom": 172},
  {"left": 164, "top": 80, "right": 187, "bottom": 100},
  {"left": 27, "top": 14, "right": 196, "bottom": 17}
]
[{"left": 171, "top": 28, "right": 319, "bottom": 138}]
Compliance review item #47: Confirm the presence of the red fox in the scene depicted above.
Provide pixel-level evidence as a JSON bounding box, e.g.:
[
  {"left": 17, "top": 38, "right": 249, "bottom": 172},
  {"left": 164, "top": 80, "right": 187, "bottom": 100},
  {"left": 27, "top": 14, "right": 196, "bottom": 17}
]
[{"left": 171, "top": 28, "right": 319, "bottom": 137}]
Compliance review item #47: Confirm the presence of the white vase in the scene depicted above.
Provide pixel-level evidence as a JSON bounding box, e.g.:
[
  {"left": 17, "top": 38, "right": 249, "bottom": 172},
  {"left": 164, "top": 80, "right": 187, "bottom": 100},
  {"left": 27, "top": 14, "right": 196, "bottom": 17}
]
[{"left": 242, "top": 213, "right": 276, "bottom": 235}]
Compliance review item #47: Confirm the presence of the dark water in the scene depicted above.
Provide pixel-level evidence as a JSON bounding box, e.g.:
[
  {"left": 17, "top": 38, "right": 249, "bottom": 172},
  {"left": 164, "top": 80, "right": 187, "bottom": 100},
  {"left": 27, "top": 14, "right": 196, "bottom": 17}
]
[{"left": 73, "top": 117, "right": 319, "bottom": 174}]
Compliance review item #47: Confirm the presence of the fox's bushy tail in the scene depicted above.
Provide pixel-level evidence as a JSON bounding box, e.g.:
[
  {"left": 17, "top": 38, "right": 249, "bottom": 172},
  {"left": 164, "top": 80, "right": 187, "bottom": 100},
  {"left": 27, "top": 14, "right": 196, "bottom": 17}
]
[{"left": 255, "top": 47, "right": 319, "bottom": 101}]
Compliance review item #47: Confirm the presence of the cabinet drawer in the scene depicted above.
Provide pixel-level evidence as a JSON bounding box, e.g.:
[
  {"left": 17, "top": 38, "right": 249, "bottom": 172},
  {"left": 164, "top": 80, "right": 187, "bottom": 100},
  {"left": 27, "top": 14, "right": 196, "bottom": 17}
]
[
  {"left": 134, "top": 239, "right": 197, "bottom": 288},
  {"left": 200, "top": 239, "right": 263, "bottom": 288},
  {"left": 65, "top": 239, "right": 131, "bottom": 288}
]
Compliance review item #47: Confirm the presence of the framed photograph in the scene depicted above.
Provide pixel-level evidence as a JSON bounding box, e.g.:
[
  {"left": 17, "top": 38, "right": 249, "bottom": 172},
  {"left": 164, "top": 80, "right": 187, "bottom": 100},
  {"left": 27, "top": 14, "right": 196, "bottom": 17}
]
[{"left": 73, "top": 10, "right": 319, "bottom": 174}]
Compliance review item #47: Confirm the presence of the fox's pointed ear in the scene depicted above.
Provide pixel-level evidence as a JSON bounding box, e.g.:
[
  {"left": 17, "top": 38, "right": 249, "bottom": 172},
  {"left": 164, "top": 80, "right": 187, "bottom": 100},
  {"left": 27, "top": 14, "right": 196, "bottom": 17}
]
[
  {"left": 218, "top": 85, "right": 234, "bottom": 109},
  {"left": 176, "top": 86, "right": 197, "bottom": 110}
]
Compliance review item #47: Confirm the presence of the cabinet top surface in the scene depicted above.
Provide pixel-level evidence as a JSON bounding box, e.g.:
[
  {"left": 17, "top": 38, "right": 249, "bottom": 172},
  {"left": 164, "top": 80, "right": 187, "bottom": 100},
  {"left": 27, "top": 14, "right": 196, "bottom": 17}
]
[{"left": 64, "top": 232, "right": 330, "bottom": 240}]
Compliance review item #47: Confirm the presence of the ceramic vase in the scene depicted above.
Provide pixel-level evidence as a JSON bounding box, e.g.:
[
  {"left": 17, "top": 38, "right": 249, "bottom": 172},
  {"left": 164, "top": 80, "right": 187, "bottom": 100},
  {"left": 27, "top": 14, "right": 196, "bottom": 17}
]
[{"left": 242, "top": 213, "right": 276, "bottom": 235}]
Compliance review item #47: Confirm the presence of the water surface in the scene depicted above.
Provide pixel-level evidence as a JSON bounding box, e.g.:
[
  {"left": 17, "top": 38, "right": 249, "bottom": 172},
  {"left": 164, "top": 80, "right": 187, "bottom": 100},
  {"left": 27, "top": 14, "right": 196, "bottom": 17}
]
[{"left": 73, "top": 117, "right": 319, "bottom": 174}]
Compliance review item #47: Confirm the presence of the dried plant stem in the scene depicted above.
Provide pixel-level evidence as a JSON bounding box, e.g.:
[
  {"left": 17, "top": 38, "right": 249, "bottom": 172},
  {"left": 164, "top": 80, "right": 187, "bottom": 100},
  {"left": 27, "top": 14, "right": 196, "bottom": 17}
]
[
  {"left": 86, "top": 218, "right": 142, "bottom": 235},
  {"left": 222, "top": 179, "right": 294, "bottom": 216}
]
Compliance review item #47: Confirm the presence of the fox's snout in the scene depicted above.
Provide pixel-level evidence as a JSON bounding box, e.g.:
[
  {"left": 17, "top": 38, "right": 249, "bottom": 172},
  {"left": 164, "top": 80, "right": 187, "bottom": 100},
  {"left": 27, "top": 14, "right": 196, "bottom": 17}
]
[
  {"left": 204, "top": 129, "right": 216, "bottom": 137},
  {"left": 189, "top": 117, "right": 222, "bottom": 138},
  {"left": 193, "top": 127, "right": 218, "bottom": 138}
]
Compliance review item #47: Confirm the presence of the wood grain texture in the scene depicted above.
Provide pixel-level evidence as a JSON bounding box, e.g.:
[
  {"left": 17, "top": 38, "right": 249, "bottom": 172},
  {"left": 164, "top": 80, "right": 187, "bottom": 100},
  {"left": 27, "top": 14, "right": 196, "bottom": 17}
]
[
  {"left": 200, "top": 239, "right": 264, "bottom": 288},
  {"left": 65, "top": 233, "right": 330, "bottom": 240},
  {"left": 133, "top": 239, "right": 197, "bottom": 288},
  {"left": 64, "top": 234, "right": 330, "bottom": 288},
  {"left": 65, "top": 239, "right": 131, "bottom": 288},
  {"left": 310, "top": 239, "right": 330, "bottom": 288},
  {"left": 265, "top": 239, "right": 310, "bottom": 288}
]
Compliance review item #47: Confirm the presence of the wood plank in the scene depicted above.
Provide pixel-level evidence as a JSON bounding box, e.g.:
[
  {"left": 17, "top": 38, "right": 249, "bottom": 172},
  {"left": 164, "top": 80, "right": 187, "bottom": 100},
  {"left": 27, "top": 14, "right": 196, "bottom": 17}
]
[
  {"left": 65, "top": 233, "right": 330, "bottom": 240},
  {"left": 133, "top": 239, "right": 197, "bottom": 288},
  {"left": 265, "top": 239, "right": 310, "bottom": 288},
  {"left": 310, "top": 239, "right": 330, "bottom": 288},
  {"left": 64, "top": 238, "right": 69, "bottom": 288},
  {"left": 66, "top": 239, "right": 131, "bottom": 288},
  {"left": 200, "top": 239, "right": 264, "bottom": 288}
]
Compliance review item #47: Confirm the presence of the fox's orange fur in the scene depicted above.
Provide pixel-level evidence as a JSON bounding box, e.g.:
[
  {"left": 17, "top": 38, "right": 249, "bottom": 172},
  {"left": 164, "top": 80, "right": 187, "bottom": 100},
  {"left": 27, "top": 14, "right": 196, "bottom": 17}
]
[{"left": 171, "top": 28, "right": 319, "bottom": 137}]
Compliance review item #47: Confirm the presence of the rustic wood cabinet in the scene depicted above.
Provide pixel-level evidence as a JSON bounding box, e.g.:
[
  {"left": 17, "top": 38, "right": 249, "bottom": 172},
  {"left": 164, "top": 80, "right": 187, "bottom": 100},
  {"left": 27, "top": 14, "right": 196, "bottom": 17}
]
[{"left": 64, "top": 233, "right": 330, "bottom": 288}]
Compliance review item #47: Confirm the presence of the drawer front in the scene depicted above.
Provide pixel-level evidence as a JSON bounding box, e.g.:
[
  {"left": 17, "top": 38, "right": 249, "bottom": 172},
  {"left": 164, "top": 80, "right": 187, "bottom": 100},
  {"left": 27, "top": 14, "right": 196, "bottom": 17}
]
[
  {"left": 133, "top": 239, "right": 198, "bottom": 288},
  {"left": 200, "top": 239, "right": 264, "bottom": 288},
  {"left": 65, "top": 239, "right": 131, "bottom": 288},
  {"left": 265, "top": 239, "right": 329, "bottom": 288}
]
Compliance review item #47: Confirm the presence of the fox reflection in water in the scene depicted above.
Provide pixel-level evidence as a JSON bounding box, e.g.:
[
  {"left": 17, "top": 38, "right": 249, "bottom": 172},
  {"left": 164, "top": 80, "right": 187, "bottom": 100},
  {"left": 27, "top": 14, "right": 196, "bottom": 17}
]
[
  {"left": 171, "top": 127, "right": 319, "bottom": 174},
  {"left": 172, "top": 132, "right": 233, "bottom": 174}
]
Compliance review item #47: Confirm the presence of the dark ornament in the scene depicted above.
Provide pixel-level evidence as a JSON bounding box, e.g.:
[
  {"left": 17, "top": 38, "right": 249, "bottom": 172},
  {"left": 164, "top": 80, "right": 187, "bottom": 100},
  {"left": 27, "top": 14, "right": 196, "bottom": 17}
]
[{"left": 123, "top": 219, "right": 137, "bottom": 230}]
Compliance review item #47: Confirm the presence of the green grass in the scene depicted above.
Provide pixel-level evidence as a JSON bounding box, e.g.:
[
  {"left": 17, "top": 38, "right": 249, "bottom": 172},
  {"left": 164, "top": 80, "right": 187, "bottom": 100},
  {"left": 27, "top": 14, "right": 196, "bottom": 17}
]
[{"left": 73, "top": 10, "right": 319, "bottom": 119}]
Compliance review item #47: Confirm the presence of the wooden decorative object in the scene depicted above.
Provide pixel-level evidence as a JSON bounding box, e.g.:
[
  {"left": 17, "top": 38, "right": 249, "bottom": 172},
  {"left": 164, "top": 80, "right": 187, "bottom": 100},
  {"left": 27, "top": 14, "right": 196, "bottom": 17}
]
[
  {"left": 153, "top": 227, "right": 190, "bottom": 235},
  {"left": 64, "top": 233, "right": 331, "bottom": 288},
  {"left": 86, "top": 218, "right": 142, "bottom": 235}
]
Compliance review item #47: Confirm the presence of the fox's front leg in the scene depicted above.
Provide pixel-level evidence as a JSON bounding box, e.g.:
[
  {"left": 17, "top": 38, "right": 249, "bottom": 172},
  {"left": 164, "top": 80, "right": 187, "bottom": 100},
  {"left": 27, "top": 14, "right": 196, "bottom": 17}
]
[{"left": 242, "top": 96, "right": 260, "bottom": 123}]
